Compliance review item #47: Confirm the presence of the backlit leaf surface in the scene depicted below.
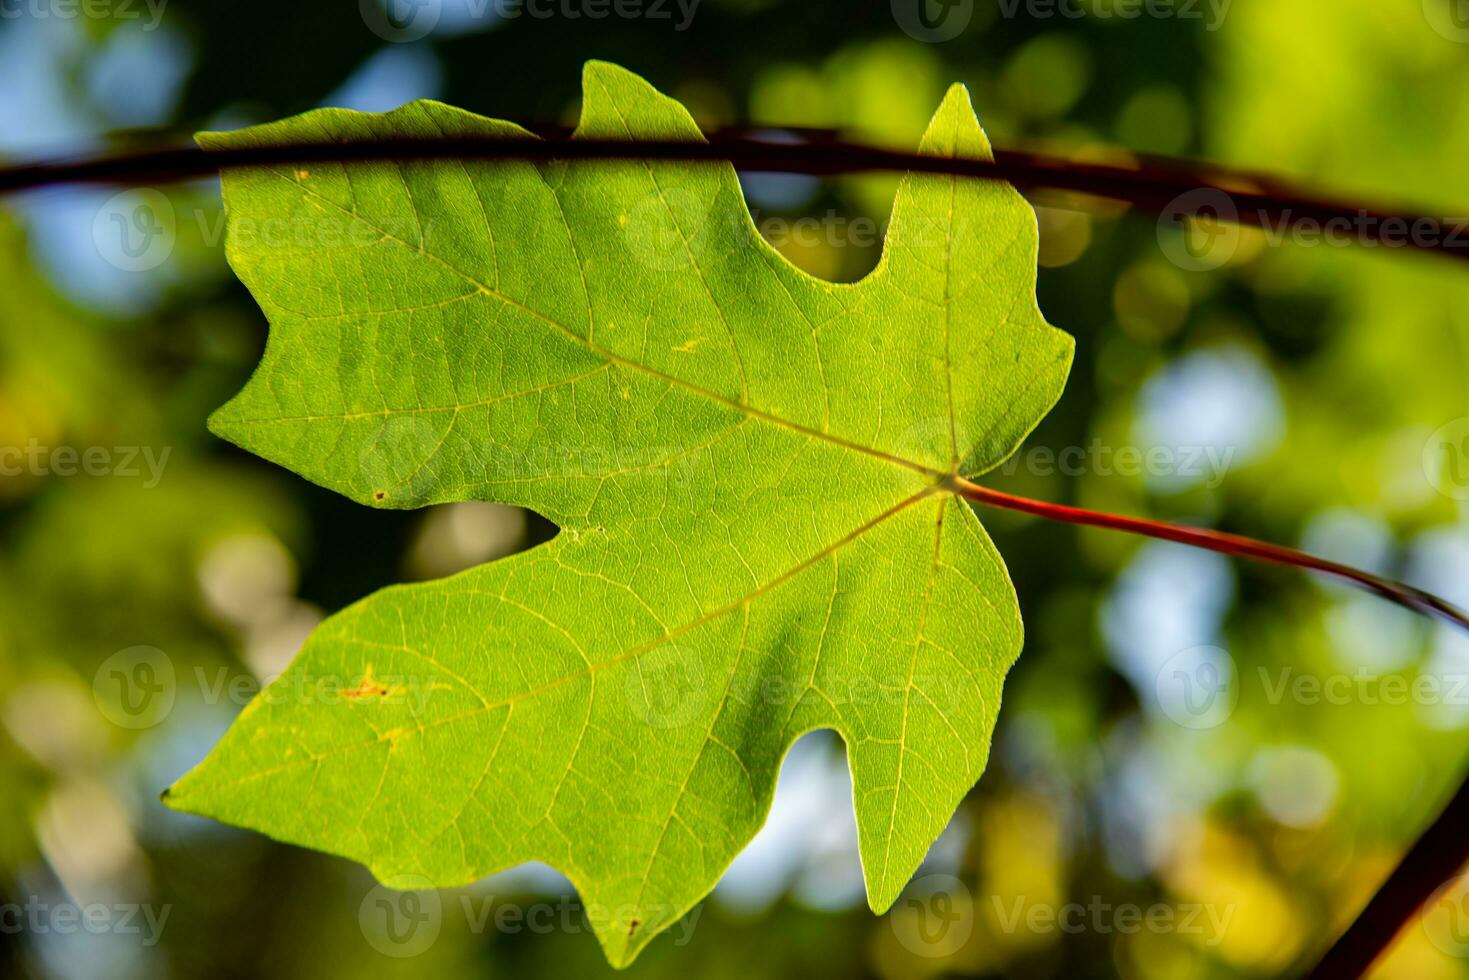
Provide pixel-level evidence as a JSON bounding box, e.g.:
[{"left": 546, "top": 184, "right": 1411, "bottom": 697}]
[{"left": 165, "top": 62, "right": 1073, "bottom": 966}]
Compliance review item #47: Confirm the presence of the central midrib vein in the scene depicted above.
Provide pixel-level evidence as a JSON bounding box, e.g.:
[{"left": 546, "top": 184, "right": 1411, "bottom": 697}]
[{"left": 261, "top": 167, "right": 950, "bottom": 484}]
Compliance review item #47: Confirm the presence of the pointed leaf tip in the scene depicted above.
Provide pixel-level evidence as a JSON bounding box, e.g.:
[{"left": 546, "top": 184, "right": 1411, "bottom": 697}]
[
  {"left": 576, "top": 60, "right": 703, "bottom": 142},
  {"left": 920, "top": 82, "right": 994, "bottom": 160}
]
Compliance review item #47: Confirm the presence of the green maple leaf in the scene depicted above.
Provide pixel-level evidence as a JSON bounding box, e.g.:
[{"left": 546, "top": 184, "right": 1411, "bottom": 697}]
[{"left": 164, "top": 61, "right": 1073, "bottom": 965}]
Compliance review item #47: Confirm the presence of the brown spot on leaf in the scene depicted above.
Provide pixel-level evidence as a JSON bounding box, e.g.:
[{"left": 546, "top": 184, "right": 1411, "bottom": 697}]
[{"left": 343, "top": 678, "right": 391, "bottom": 700}]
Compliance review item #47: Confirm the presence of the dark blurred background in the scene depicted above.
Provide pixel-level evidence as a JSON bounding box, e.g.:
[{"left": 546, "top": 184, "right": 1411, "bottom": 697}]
[{"left": 3, "top": 1, "right": 1469, "bottom": 977}]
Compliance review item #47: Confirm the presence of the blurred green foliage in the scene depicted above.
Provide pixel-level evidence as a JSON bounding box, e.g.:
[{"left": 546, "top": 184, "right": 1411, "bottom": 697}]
[{"left": 2, "top": 1, "right": 1468, "bottom": 978}]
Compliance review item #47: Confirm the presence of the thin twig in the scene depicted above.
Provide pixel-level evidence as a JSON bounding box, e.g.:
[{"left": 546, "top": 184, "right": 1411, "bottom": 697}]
[
  {"left": 1, "top": 133, "right": 1466, "bottom": 264},
  {"left": 952, "top": 478, "right": 1469, "bottom": 634}
]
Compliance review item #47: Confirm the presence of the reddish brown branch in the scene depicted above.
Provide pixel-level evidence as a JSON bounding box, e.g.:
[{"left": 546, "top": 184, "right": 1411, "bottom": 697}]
[
  {"left": 1, "top": 133, "right": 1466, "bottom": 264},
  {"left": 953, "top": 478, "right": 1469, "bottom": 635}
]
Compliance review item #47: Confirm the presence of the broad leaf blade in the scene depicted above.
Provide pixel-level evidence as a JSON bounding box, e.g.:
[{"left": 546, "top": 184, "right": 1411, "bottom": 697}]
[{"left": 165, "top": 61, "right": 1073, "bottom": 966}]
